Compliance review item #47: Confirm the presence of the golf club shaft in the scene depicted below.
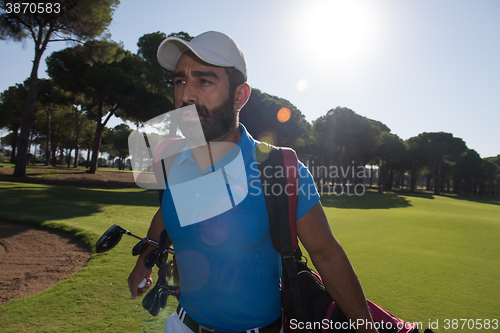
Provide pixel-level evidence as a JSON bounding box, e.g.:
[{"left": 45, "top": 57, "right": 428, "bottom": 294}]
[{"left": 125, "top": 231, "right": 174, "bottom": 254}]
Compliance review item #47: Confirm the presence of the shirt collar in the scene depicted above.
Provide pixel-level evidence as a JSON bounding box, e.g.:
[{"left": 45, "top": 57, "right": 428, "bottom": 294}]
[{"left": 173, "top": 141, "right": 193, "bottom": 166}]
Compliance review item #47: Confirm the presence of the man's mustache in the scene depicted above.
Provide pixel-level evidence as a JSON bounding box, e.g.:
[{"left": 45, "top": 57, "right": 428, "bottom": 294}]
[{"left": 180, "top": 103, "right": 209, "bottom": 118}]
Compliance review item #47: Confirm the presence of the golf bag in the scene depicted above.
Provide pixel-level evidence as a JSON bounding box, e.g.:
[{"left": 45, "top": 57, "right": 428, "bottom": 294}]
[{"left": 259, "top": 145, "right": 432, "bottom": 333}]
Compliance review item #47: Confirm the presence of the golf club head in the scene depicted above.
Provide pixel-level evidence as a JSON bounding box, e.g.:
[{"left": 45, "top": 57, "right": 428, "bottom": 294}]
[
  {"left": 132, "top": 240, "right": 149, "bottom": 256},
  {"left": 95, "top": 224, "right": 126, "bottom": 253},
  {"left": 159, "top": 290, "right": 170, "bottom": 308},
  {"left": 142, "top": 283, "right": 161, "bottom": 314},
  {"left": 149, "top": 285, "right": 171, "bottom": 316},
  {"left": 144, "top": 248, "right": 162, "bottom": 269},
  {"left": 149, "top": 293, "right": 162, "bottom": 316}
]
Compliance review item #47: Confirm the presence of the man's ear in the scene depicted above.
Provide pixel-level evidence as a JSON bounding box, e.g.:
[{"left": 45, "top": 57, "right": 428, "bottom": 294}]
[{"left": 233, "top": 83, "right": 251, "bottom": 111}]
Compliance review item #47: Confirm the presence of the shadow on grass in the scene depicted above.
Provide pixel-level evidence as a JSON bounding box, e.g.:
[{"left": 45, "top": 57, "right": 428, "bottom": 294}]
[
  {"left": 397, "top": 191, "right": 435, "bottom": 200},
  {"left": 320, "top": 192, "right": 412, "bottom": 209},
  {"left": 0, "top": 182, "right": 160, "bottom": 225},
  {"left": 26, "top": 171, "right": 88, "bottom": 176},
  {"left": 396, "top": 190, "right": 499, "bottom": 206},
  {"left": 443, "top": 194, "right": 500, "bottom": 206},
  {"left": 0, "top": 172, "right": 136, "bottom": 189}
]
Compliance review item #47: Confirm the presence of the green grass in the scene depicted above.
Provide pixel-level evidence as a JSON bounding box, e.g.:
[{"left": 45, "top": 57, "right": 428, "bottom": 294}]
[
  {"left": 0, "top": 182, "right": 174, "bottom": 332},
  {"left": 310, "top": 192, "right": 500, "bottom": 332},
  {"left": 0, "top": 181, "right": 498, "bottom": 332}
]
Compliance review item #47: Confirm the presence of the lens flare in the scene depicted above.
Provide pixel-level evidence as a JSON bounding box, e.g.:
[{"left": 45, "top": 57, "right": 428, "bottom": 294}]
[
  {"left": 200, "top": 220, "right": 229, "bottom": 246},
  {"left": 277, "top": 107, "right": 291, "bottom": 123},
  {"left": 258, "top": 131, "right": 277, "bottom": 147},
  {"left": 296, "top": 78, "right": 308, "bottom": 92}
]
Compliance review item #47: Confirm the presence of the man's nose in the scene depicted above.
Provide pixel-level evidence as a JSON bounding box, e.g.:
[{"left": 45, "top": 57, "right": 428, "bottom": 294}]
[{"left": 180, "top": 81, "right": 198, "bottom": 105}]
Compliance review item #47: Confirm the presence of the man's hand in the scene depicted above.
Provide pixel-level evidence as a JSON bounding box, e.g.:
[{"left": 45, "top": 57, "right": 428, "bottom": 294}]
[{"left": 128, "top": 263, "right": 153, "bottom": 300}]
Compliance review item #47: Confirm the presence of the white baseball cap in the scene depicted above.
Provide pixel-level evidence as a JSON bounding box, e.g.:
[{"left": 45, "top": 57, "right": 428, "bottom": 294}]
[{"left": 157, "top": 31, "right": 248, "bottom": 80}]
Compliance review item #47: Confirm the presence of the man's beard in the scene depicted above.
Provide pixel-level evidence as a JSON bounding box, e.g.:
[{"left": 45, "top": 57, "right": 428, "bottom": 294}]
[{"left": 177, "top": 92, "right": 236, "bottom": 144}]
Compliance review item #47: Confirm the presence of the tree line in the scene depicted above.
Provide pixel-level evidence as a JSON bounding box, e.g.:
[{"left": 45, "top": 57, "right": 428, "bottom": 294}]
[
  {"left": 0, "top": 2, "right": 497, "bottom": 196},
  {"left": 240, "top": 100, "right": 499, "bottom": 196},
  {"left": 0, "top": 30, "right": 186, "bottom": 172},
  {"left": 0, "top": 0, "right": 121, "bottom": 176},
  {"left": 305, "top": 107, "right": 498, "bottom": 196},
  {"left": 3, "top": 75, "right": 498, "bottom": 195}
]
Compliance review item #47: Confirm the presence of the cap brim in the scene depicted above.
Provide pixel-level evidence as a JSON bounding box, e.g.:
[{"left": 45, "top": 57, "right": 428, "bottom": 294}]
[{"left": 157, "top": 37, "right": 233, "bottom": 71}]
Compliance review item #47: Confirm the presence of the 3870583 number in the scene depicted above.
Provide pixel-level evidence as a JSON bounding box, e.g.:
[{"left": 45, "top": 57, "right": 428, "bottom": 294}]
[
  {"left": 5, "top": 2, "right": 61, "bottom": 14},
  {"left": 443, "top": 319, "right": 498, "bottom": 330}
]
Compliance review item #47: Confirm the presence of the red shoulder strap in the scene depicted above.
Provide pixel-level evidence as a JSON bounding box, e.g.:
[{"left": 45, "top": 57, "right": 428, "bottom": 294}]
[{"left": 281, "top": 148, "right": 299, "bottom": 250}]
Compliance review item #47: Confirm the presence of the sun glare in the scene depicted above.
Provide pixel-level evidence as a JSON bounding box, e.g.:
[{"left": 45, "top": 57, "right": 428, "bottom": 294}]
[{"left": 294, "top": 0, "right": 380, "bottom": 68}]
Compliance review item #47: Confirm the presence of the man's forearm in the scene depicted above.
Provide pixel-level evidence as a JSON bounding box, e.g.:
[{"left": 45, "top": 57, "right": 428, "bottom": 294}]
[{"left": 147, "top": 208, "right": 169, "bottom": 243}]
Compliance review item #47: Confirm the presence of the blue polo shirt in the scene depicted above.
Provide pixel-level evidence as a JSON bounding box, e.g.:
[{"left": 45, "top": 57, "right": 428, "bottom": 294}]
[{"left": 161, "top": 124, "right": 319, "bottom": 332}]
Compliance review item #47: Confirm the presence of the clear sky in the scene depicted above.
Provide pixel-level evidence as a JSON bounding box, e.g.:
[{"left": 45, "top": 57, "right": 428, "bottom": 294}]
[{"left": 1, "top": 0, "right": 499, "bottom": 158}]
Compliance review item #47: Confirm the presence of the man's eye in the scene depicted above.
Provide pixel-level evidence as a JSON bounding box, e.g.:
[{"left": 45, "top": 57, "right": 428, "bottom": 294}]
[
  {"left": 175, "top": 79, "right": 186, "bottom": 85},
  {"left": 200, "top": 78, "right": 211, "bottom": 84}
]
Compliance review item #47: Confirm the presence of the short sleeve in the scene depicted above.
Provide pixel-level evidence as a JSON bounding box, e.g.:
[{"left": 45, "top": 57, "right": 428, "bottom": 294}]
[{"left": 296, "top": 160, "right": 320, "bottom": 220}]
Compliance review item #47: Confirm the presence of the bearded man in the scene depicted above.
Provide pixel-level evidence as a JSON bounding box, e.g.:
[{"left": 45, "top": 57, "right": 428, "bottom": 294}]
[{"left": 128, "top": 31, "right": 377, "bottom": 333}]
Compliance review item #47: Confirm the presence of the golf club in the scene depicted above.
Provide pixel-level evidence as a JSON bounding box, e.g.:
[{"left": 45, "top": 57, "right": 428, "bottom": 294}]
[
  {"left": 143, "top": 284, "right": 179, "bottom": 316},
  {"left": 144, "top": 248, "right": 163, "bottom": 269},
  {"left": 159, "top": 290, "right": 169, "bottom": 309},
  {"left": 142, "top": 283, "right": 162, "bottom": 312},
  {"left": 95, "top": 224, "right": 174, "bottom": 254},
  {"left": 96, "top": 224, "right": 179, "bottom": 317},
  {"left": 132, "top": 240, "right": 150, "bottom": 256},
  {"left": 159, "top": 286, "right": 179, "bottom": 309}
]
